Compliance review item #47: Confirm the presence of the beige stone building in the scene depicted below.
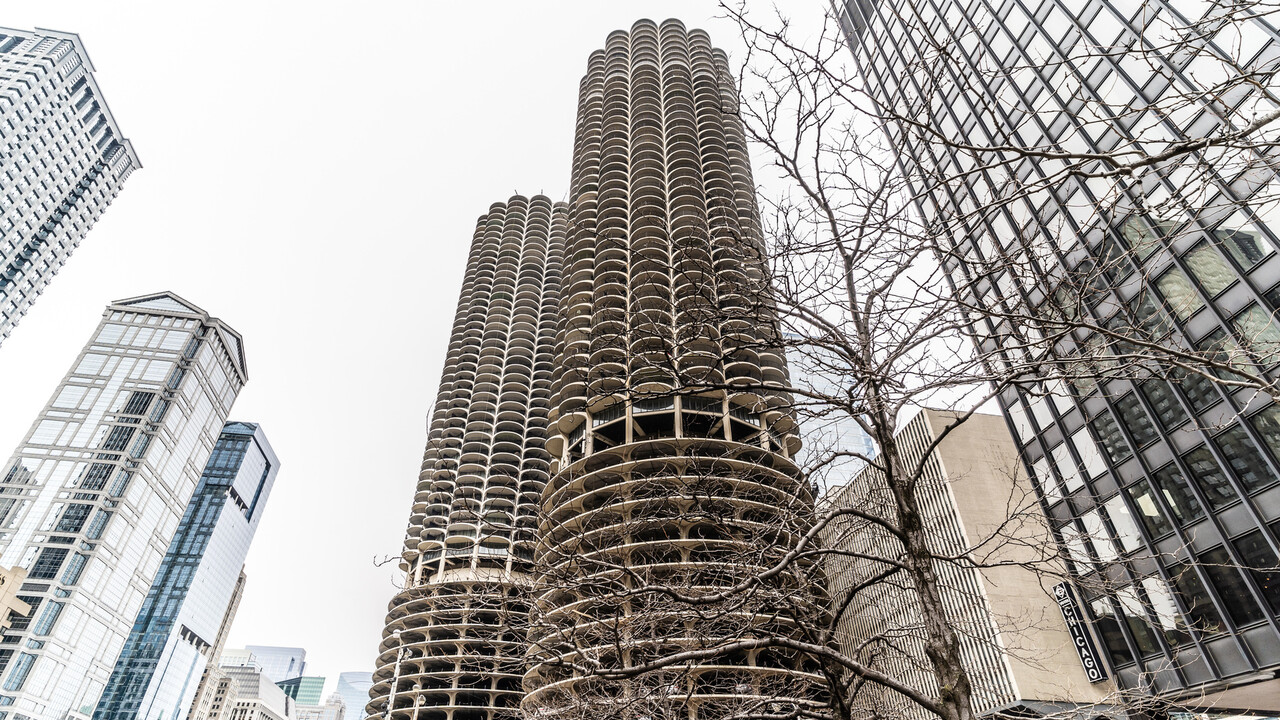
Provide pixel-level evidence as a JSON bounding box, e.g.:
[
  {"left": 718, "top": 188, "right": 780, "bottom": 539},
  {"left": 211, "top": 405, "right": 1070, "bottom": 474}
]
[
  {"left": 824, "top": 409, "right": 1117, "bottom": 718},
  {"left": 0, "top": 566, "right": 30, "bottom": 631}
]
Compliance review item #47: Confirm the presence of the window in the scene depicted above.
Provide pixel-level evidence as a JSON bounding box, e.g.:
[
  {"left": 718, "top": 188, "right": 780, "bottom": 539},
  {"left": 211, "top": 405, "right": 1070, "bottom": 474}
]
[
  {"left": 1171, "top": 368, "right": 1221, "bottom": 413},
  {"left": 1142, "top": 576, "right": 1192, "bottom": 646},
  {"left": 1231, "top": 530, "right": 1280, "bottom": 613},
  {"left": 30, "top": 601, "right": 62, "bottom": 636},
  {"left": 1233, "top": 304, "right": 1280, "bottom": 365},
  {"left": 1115, "top": 394, "right": 1157, "bottom": 447},
  {"left": 1120, "top": 215, "right": 1161, "bottom": 259},
  {"left": 1127, "top": 482, "right": 1173, "bottom": 537},
  {"left": 1081, "top": 509, "right": 1118, "bottom": 562},
  {"left": 1184, "top": 242, "right": 1235, "bottom": 295},
  {"left": 3, "top": 653, "right": 34, "bottom": 691},
  {"left": 1213, "top": 224, "right": 1269, "bottom": 268},
  {"left": 1201, "top": 547, "right": 1265, "bottom": 626},
  {"left": 1156, "top": 267, "right": 1204, "bottom": 320},
  {"left": 1032, "top": 456, "right": 1062, "bottom": 502},
  {"left": 1139, "top": 380, "right": 1188, "bottom": 430},
  {"left": 1169, "top": 562, "right": 1226, "bottom": 634},
  {"left": 100, "top": 426, "right": 135, "bottom": 452},
  {"left": 84, "top": 510, "right": 111, "bottom": 540},
  {"left": 1200, "top": 328, "right": 1252, "bottom": 377},
  {"left": 1249, "top": 405, "right": 1280, "bottom": 465},
  {"left": 1117, "top": 585, "right": 1162, "bottom": 657},
  {"left": 1090, "top": 412, "right": 1131, "bottom": 465},
  {"left": 28, "top": 548, "right": 67, "bottom": 580},
  {"left": 79, "top": 463, "right": 112, "bottom": 491},
  {"left": 1105, "top": 495, "right": 1144, "bottom": 552},
  {"left": 55, "top": 504, "right": 91, "bottom": 533},
  {"left": 1051, "top": 443, "right": 1084, "bottom": 494},
  {"left": 1213, "top": 424, "right": 1277, "bottom": 492},
  {"left": 1150, "top": 464, "right": 1204, "bottom": 524},
  {"left": 1182, "top": 447, "right": 1238, "bottom": 510},
  {"left": 1089, "top": 597, "right": 1134, "bottom": 666},
  {"left": 60, "top": 553, "right": 87, "bottom": 586}
]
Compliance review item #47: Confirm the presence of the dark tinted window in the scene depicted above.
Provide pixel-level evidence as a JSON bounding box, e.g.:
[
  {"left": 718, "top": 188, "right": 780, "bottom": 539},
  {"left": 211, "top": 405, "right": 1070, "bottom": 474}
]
[
  {"left": 1139, "top": 380, "right": 1188, "bottom": 430},
  {"left": 1092, "top": 411, "right": 1132, "bottom": 464},
  {"left": 1182, "top": 447, "right": 1238, "bottom": 510},
  {"left": 1168, "top": 562, "right": 1225, "bottom": 635},
  {"left": 1232, "top": 531, "right": 1280, "bottom": 614},
  {"left": 1126, "top": 482, "right": 1173, "bottom": 537},
  {"left": 1201, "top": 547, "right": 1265, "bottom": 626},
  {"left": 1213, "top": 424, "right": 1278, "bottom": 492},
  {"left": 1152, "top": 464, "right": 1205, "bottom": 525}
]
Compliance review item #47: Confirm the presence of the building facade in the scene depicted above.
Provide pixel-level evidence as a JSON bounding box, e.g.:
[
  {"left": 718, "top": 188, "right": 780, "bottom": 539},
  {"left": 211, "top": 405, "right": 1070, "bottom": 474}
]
[
  {"left": 521, "top": 19, "right": 817, "bottom": 720},
  {"left": 0, "top": 27, "right": 140, "bottom": 346},
  {"left": 826, "top": 410, "right": 1116, "bottom": 718},
  {"left": 835, "top": 0, "right": 1280, "bottom": 710},
  {"left": 219, "top": 667, "right": 290, "bottom": 720},
  {"left": 241, "top": 649, "right": 304, "bottom": 686},
  {"left": 187, "top": 572, "right": 248, "bottom": 720},
  {"left": 275, "top": 679, "right": 322, "bottom": 708},
  {"left": 331, "top": 674, "right": 368, "bottom": 720},
  {"left": 94, "top": 423, "right": 278, "bottom": 720},
  {"left": 0, "top": 292, "right": 247, "bottom": 720},
  {"left": 368, "top": 195, "right": 566, "bottom": 720}
]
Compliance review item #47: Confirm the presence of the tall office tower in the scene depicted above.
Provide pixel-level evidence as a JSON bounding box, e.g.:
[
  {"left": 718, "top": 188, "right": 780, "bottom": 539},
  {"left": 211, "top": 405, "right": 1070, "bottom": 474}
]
[
  {"left": 834, "top": 0, "right": 1280, "bottom": 710},
  {"left": 0, "top": 292, "right": 247, "bottom": 720},
  {"left": 95, "top": 422, "right": 278, "bottom": 720},
  {"left": 332, "top": 674, "right": 369, "bottom": 720},
  {"left": 0, "top": 28, "right": 140, "bottom": 346},
  {"left": 368, "top": 195, "right": 565, "bottom": 720},
  {"left": 187, "top": 572, "right": 248, "bottom": 720},
  {"left": 244, "top": 648, "right": 306, "bottom": 685},
  {"left": 277, "top": 678, "right": 323, "bottom": 707},
  {"left": 522, "top": 19, "right": 817, "bottom": 720},
  {"left": 826, "top": 410, "right": 1114, "bottom": 718}
]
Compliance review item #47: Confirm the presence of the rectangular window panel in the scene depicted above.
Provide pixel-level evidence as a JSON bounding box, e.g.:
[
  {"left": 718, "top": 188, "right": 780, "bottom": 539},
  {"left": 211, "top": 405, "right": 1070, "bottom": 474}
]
[
  {"left": 1248, "top": 405, "right": 1280, "bottom": 466},
  {"left": 1082, "top": 509, "right": 1119, "bottom": 562},
  {"left": 1127, "top": 482, "right": 1173, "bottom": 537},
  {"left": 1201, "top": 546, "right": 1265, "bottom": 626},
  {"left": 1182, "top": 447, "right": 1239, "bottom": 510},
  {"left": 1156, "top": 266, "right": 1205, "bottom": 320},
  {"left": 59, "top": 553, "right": 87, "bottom": 586},
  {"left": 1231, "top": 530, "right": 1280, "bottom": 614},
  {"left": 1139, "top": 380, "right": 1189, "bottom": 430},
  {"left": 1213, "top": 224, "right": 1270, "bottom": 268},
  {"left": 79, "top": 464, "right": 112, "bottom": 492},
  {"left": 1089, "top": 412, "right": 1131, "bottom": 465},
  {"left": 54, "top": 504, "right": 91, "bottom": 534},
  {"left": 1170, "top": 368, "right": 1221, "bottom": 413},
  {"left": 1142, "top": 576, "right": 1192, "bottom": 646},
  {"left": 100, "top": 426, "right": 135, "bottom": 452},
  {"left": 30, "top": 601, "right": 62, "bottom": 636},
  {"left": 1232, "top": 304, "right": 1280, "bottom": 365},
  {"left": 1105, "top": 495, "right": 1144, "bottom": 552},
  {"left": 1184, "top": 242, "right": 1236, "bottom": 295},
  {"left": 3, "top": 653, "right": 35, "bottom": 691},
  {"left": 1117, "top": 585, "right": 1162, "bottom": 657},
  {"left": 1152, "top": 465, "right": 1205, "bottom": 524},
  {"left": 1213, "top": 424, "right": 1278, "bottom": 493},
  {"left": 1089, "top": 597, "right": 1135, "bottom": 666},
  {"left": 1169, "top": 562, "right": 1226, "bottom": 635},
  {"left": 28, "top": 548, "right": 68, "bottom": 580},
  {"left": 1116, "top": 393, "right": 1157, "bottom": 447}
]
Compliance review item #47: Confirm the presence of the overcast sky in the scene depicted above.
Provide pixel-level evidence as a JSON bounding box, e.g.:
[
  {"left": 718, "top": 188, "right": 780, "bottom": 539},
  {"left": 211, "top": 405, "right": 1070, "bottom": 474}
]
[{"left": 0, "top": 0, "right": 823, "bottom": 702}]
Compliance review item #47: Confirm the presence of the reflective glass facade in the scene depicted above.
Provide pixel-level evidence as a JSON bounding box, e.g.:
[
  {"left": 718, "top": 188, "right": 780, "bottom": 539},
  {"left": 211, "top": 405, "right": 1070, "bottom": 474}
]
[
  {"left": 242, "top": 648, "right": 305, "bottom": 685},
  {"left": 94, "top": 423, "right": 278, "bottom": 720},
  {"left": 0, "top": 293, "right": 247, "bottom": 720},
  {"left": 835, "top": 0, "right": 1280, "bottom": 706},
  {"left": 0, "top": 28, "right": 140, "bottom": 346},
  {"left": 333, "top": 673, "right": 369, "bottom": 720}
]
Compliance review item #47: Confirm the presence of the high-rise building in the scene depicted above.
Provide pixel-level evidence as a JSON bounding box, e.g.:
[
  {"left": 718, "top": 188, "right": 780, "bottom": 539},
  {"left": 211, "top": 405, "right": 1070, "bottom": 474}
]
[
  {"left": 834, "top": 0, "right": 1280, "bottom": 710},
  {"left": 522, "top": 19, "right": 816, "bottom": 720},
  {"left": 0, "top": 292, "right": 247, "bottom": 720},
  {"left": 294, "top": 695, "right": 342, "bottom": 720},
  {"left": 95, "top": 422, "right": 279, "bottom": 720},
  {"left": 243, "top": 648, "right": 305, "bottom": 685},
  {"left": 826, "top": 409, "right": 1116, "bottom": 718},
  {"left": 187, "top": 572, "right": 247, "bottom": 720},
  {"left": 0, "top": 28, "right": 140, "bottom": 346},
  {"left": 368, "top": 195, "right": 566, "bottom": 720},
  {"left": 276, "top": 678, "right": 323, "bottom": 708},
  {"left": 332, "top": 674, "right": 368, "bottom": 720}
]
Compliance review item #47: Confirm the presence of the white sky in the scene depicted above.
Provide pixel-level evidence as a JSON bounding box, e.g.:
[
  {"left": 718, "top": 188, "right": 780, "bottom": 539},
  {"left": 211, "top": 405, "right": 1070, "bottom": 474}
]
[{"left": 0, "top": 0, "right": 825, "bottom": 702}]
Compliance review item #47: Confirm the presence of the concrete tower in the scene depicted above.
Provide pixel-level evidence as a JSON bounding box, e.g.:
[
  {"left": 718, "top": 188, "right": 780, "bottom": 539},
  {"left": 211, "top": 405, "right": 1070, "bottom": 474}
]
[
  {"left": 522, "top": 19, "right": 818, "bottom": 720},
  {"left": 368, "top": 196, "right": 567, "bottom": 720}
]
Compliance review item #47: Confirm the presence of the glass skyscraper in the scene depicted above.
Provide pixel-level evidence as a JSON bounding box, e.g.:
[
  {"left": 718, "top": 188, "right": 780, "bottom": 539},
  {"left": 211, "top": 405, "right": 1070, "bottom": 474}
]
[
  {"left": 333, "top": 673, "right": 369, "bottom": 720},
  {"left": 835, "top": 0, "right": 1280, "bottom": 709},
  {"left": 242, "top": 647, "right": 305, "bottom": 685},
  {"left": 94, "top": 422, "right": 278, "bottom": 720},
  {"left": 0, "top": 292, "right": 247, "bottom": 720},
  {"left": 0, "top": 27, "right": 140, "bottom": 346}
]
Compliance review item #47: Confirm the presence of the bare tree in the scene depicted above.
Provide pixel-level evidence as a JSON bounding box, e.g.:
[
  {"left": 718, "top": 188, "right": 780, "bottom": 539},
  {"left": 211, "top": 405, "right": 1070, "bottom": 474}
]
[{"left": 519, "top": 4, "right": 1280, "bottom": 720}]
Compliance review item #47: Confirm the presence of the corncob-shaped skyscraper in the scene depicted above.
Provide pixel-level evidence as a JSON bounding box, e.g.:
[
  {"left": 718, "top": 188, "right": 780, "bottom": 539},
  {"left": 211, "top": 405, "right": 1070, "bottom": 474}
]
[{"left": 369, "top": 196, "right": 566, "bottom": 720}]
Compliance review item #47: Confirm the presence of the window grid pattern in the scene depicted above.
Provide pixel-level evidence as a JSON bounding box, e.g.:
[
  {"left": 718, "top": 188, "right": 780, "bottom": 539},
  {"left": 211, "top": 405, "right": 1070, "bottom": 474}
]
[{"left": 836, "top": 0, "right": 1280, "bottom": 696}]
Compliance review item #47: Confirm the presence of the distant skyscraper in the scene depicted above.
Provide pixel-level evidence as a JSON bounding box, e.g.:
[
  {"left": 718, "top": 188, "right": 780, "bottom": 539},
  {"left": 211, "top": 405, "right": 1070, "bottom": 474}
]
[
  {"left": 0, "top": 292, "right": 247, "bottom": 720},
  {"left": 368, "top": 195, "right": 565, "bottom": 720},
  {"left": 834, "top": 0, "right": 1280, "bottom": 708},
  {"left": 219, "top": 667, "right": 291, "bottom": 720},
  {"left": 332, "top": 674, "right": 369, "bottom": 720},
  {"left": 0, "top": 28, "right": 140, "bottom": 346},
  {"left": 243, "top": 648, "right": 305, "bottom": 685},
  {"left": 95, "top": 423, "right": 279, "bottom": 720},
  {"left": 276, "top": 677, "right": 323, "bottom": 707}
]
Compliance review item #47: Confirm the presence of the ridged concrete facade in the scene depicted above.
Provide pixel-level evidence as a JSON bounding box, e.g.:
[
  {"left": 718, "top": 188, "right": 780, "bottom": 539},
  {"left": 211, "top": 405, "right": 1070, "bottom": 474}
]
[
  {"left": 523, "top": 20, "right": 819, "bottom": 720},
  {"left": 369, "top": 196, "right": 567, "bottom": 720}
]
